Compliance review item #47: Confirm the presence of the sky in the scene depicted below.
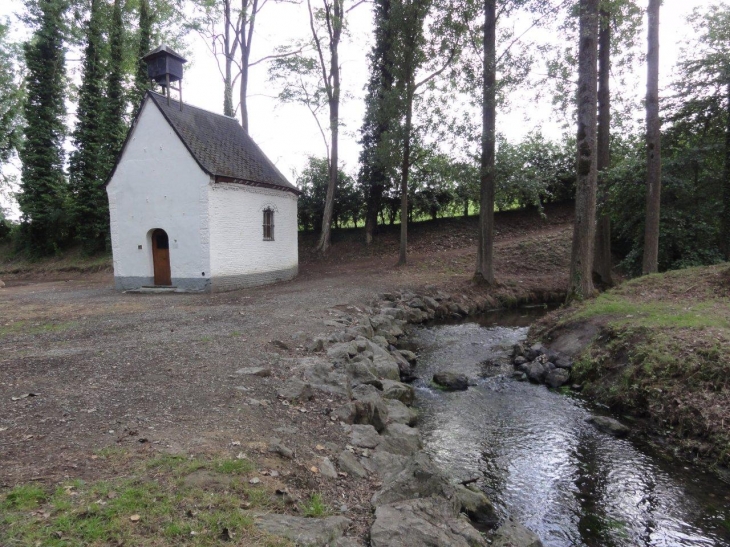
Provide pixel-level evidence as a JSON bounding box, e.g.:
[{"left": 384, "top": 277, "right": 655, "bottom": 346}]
[{"left": 0, "top": 0, "right": 713, "bottom": 218}]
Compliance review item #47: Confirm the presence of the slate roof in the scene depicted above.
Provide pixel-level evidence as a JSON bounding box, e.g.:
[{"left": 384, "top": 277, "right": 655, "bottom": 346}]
[
  {"left": 142, "top": 44, "right": 187, "bottom": 62},
  {"left": 132, "top": 91, "right": 298, "bottom": 194}
]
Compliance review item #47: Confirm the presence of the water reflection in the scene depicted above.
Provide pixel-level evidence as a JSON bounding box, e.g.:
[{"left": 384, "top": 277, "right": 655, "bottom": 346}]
[{"left": 411, "top": 311, "right": 730, "bottom": 547}]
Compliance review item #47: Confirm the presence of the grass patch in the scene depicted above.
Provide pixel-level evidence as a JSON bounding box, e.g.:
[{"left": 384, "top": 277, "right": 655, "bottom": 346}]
[
  {"left": 300, "top": 493, "right": 329, "bottom": 518},
  {"left": 0, "top": 455, "right": 292, "bottom": 547},
  {"left": 571, "top": 293, "right": 728, "bottom": 329},
  {"left": 0, "top": 320, "right": 78, "bottom": 338}
]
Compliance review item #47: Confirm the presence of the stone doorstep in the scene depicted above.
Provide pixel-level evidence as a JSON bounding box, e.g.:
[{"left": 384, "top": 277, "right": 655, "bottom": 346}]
[{"left": 126, "top": 285, "right": 207, "bottom": 294}]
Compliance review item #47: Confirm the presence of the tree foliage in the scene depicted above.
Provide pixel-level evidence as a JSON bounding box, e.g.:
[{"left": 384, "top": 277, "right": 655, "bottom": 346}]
[
  {"left": 18, "top": 0, "right": 70, "bottom": 256},
  {"left": 68, "top": 0, "right": 108, "bottom": 252},
  {"left": 297, "top": 156, "right": 362, "bottom": 232},
  {"left": 0, "top": 21, "right": 24, "bottom": 169}
]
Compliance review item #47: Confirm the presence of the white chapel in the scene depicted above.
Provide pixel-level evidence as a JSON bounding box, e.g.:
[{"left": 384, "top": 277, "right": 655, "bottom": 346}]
[{"left": 106, "top": 45, "right": 299, "bottom": 292}]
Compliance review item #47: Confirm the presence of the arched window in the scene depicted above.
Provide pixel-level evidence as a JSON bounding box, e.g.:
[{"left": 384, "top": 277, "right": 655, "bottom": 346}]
[{"left": 263, "top": 208, "right": 275, "bottom": 241}]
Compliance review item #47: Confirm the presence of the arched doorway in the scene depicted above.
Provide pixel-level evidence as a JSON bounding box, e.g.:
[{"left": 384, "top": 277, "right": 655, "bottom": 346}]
[{"left": 151, "top": 229, "right": 172, "bottom": 286}]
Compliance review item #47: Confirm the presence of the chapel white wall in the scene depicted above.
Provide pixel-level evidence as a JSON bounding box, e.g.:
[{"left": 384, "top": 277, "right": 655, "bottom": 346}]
[
  {"left": 207, "top": 183, "right": 298, "bottom": 291},
  {"left": 107, "top": 100, "right": 211, "bottom": 289}
]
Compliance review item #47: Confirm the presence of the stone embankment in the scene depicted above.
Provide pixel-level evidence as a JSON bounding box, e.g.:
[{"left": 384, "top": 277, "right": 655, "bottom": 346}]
[{"left": 259, "top": 288, "right": 552, "bottom": 546}]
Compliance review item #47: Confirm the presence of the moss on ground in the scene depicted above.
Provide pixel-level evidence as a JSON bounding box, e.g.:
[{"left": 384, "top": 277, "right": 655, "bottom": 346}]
[
  {"left": 0, "top": 453, "right": 294, "bottom": 547},
  {"left": 536, "top": 264, "right": 730, "bottom": 466}
]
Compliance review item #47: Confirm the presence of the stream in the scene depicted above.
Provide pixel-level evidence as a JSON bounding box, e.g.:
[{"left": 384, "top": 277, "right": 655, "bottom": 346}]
[{"left": 406, "top": 308, "right": 730, "bottom": 547}]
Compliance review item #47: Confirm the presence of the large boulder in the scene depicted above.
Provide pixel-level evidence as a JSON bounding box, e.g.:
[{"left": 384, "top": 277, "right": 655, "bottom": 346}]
[
  {"left": 300, "top": 358, "right": 352, "bottom": 397},
  {"left": 433, "top": 371, "right": 470, "bottom": 391},
  {"left": 349, "top": 424, "right": 382, "bottom": 449},
  {"left": 526, "top": 362, "right": 547, "bottom": 384},
  {"left": 327, "top": 341, "right": 359, "bottom": 361},
  {"left": 371, "top": 451, "right": 456, "bottom": 508},
  {"left": 381, "top": 380, "right": 415, "bottom": 406},
  {"left": 254, "top": 513, "right": 351, "bottom": 545},
  {"left": 385, "top": 399, "right": 418, "bottom": 426},
  {"left": 354, "top": 394, "right": 390, "bottom": 432},
  {"left": 489, "top": 517, "right": 543, "bottom": 547},
  {"left": 362, "top": 341, "right": 403, "bottom": 381},
  {"left": 360, "top": 448, "right": 410, "bottom": 480},
  {"left": 346, "top": 359, "right": 382, "bottom": 385},
  {"left": 370, "top": 497, "right": 487, "bottom": 547},
  {"left": 397, "top": 349, "right": 417, "bottom": 365},
  {"left": 352, "top": 383, "right": 382, "bottom": 400},
  {"left": 391, "top": 350, "right": 416, "bottom": 382},
  {"left": 586, "top": 415, "right": 630, "bottom": 438},
  {"left": 378, "top": 423, "right": 421, "bottom": 456},
  {"left": 545, "top": 368, "right": 570, "bottom": 388},
  {"left": 277, "top": 379, "right": 314, "bottom": 402},
  {"left": 552, "top": 353, "right": 573, "bottom": 369},
  {"left": 525, "top": 343, "right": 546, "bottom": 361},
  {"left": 338, "top": 449, "right": 369, "bottom": 479},
  {"left": 454, "top": 484, "right": 498, "bottom": 529}
]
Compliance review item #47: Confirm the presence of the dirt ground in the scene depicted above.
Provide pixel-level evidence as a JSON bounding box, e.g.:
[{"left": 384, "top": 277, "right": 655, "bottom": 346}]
[{"left": 0, "top": 204, "right": 573, "bottom": 536}]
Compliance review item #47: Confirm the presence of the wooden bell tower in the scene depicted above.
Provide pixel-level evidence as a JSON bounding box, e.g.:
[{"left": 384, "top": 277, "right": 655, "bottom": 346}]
[{"left": 142, "top": 44, "right": 187, "bottom": 110}]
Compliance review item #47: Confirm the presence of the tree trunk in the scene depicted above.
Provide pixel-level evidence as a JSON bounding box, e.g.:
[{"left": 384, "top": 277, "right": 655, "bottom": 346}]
[
  {"left": 463, "top": 199, "right": 469, "bottom": 218},
  {"left": 642, "top": 0, "right": 661, "bottom": 274},
  {"left": 568, "top": 0, "right": 599, "bottom": 301},
  {"left": 318, "top": 96, "right": 338, "bottom": 254},
  {"left": 593, "top": 9, "right": 612, "bottom": 286},
  {"left": 474, "top": 0, "right": 496, "bottom": 285},
  {"left": 223, "top": 0, "right": 234, "bottom": 117},
  {"left": 316, "top": 0, "right": 341, "bottom": 255},
  {"left": 239, "top": 0, "right": 256, "bottom": 132},
  {"left": 240, "top": 50, "right": 250, "bottom": 131},
  {"left": 365, "top": 189, "right": 381, "bottom": 245},
  {"left": 721, "top": 80, "right": 730, "bottom": 261},
  {"left": 398, "top": 79, "right": 414, "bottom": 266}
]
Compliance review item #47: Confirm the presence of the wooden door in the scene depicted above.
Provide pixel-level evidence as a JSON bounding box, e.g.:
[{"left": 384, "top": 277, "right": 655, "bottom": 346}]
[{"left": 151, "top": 229, "right": 172, "bottom": 286}]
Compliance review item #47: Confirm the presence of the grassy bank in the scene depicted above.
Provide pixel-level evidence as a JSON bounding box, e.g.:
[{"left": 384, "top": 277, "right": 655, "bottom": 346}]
[
  {"left": 0, "top": 243, "right": 112, "bottom": 277},
  {"left": 532, "top": 265, "right": 730, "bottom": 467},
  {"left": 1, "top": 451, "right": 295, "bottom": 547}
]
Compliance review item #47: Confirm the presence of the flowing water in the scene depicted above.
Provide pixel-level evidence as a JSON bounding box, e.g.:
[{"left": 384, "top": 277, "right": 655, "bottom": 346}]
[{"left": 407, "top": 309, "right": 730, "bottom": 547}]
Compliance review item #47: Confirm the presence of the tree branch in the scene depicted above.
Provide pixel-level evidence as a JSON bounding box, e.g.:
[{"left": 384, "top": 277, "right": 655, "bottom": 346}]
[
  {"left": 307, "top": 0, "right": 333, "bottom": 101},
  {"left": 249, "top": 46, "right": 305, "bottom": 67},
  {"left": 415, "top": 49, "right": 457, "bottom": 90}
]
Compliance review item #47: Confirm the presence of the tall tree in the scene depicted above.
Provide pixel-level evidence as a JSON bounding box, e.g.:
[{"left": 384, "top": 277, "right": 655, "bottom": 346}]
[
  {"left": 474, "top": 0, "right": 497, "bottom": 283},
  {"left": 68, "top": 0, "right": 108, "bottom": 252},
  {"left": 675, "top": 4, "right": 730, "bottom": 261},
  {"left": 592, "top": 6, "right": 612, "bottom": 285},
  {"left": 0, "top": 20, "right": 24, "bottom": 172},
  {"left": 134, "top": 0, "right": 153, "bottom": 105},
  {"left": 359, "top": 0, "right": 397, "bottom": 246},
  {"left": 568, "top": 0, "right": 599, "bottom": 299},
  {"left": 104, "top": 0, "right": 126, "bottom": 170},
  {"left": 469, "top": 0, "right": 560, "bottom": 283},
  {"left": 642, "top": 0, "right": 661, "bottom": 274},
  {"left": 393, "top": 0, "right": 431, "bottom": 265},
  {"left": 18, "top": 0, "right": 69, "bottom": 255},
  {"left": 307, "top": 0, "right": 344, "bottom": 254}
]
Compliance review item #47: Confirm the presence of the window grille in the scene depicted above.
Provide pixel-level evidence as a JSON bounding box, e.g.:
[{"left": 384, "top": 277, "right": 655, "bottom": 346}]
[{"left": 263, "top": 208, "right": 275, "bottom": 241}]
